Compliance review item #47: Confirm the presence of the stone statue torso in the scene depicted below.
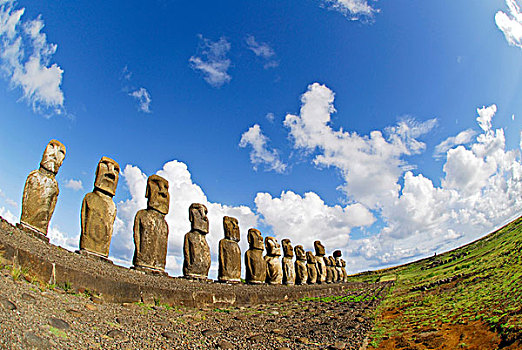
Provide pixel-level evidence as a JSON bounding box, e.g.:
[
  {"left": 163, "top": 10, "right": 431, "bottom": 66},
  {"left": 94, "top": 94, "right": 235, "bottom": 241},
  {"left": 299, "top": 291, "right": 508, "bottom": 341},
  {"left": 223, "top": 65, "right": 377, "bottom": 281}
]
[
  {"left": 218, "top": 238, "right": 241, "bottom": 282},
  {"left": 295, "top": 259, "right": 308, "bottom": 285},
  {"left": 315, "top": 255, "right": 327, "bottom": 283},
  {"left": 21, "top": 169, "right": 59, "bottom": 234},
  {"left": 80, "top": 191, "right": 116, "bottom": 257},
  {"left": 282, "top": 257, "right": 295, "bottom": 285},
  {"left": 133, "top": 209, "right": 168, "bottom": 270},
  {"left": 183, "top": 230, "right": 211, "bottom": 278},
  {"left": 265, "top": 255, "right": 282, "bottom": 284},
  {"left": 245, "top": 249, "right": 266, "bottom": 284}
]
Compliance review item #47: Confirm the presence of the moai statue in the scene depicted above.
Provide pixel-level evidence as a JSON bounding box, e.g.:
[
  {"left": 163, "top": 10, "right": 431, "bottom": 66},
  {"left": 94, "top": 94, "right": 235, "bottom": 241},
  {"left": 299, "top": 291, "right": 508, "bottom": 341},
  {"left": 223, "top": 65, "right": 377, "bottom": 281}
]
[
  {"left": 218, "top": 216, "right": 241, "bottom": 283},
  {"left": 132, "top": 175, "right": 170, "bottom": 274},
  {"left": 294, "top": 245, "right": 308, "bottom": 285},
  {"left": 325, "top": 255, "right": 334, "bottom": 284},
  {"left": 183, "top": 203, "right": 211, "bottom": 279},
  {"left": 245, "top": 228, "right": 266, "bottom": 284},
  {"left": 341, "top": 259, "right": 348, "bottom": 282},
  {"left": 264, "top": 236, "right": 282, "bottom": 285},
  {"left": 79, "top": 157, "right": 120, "bottom": 259},
  {"left": 333, "top": 250, "right": 343, "bottom": 283},
  {"left": 281, "top": 239, "right": 295, "bottom": 285},
  {"left": 314, "top": 240, "right": 327, "bottom": 284},
  {"left": 20, "top": 140, "right": 66, "bottom": 238},
  {"left": 329, "top": 256, "right": 339, "bottom": 283},
  {"left": 306, "top": 251, "right": 317, "bottom": 284}
]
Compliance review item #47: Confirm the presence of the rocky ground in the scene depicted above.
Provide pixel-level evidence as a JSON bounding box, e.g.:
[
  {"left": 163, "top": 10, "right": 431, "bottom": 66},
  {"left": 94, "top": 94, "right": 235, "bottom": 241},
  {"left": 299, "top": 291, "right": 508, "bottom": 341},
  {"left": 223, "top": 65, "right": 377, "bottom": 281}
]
[{"left": 0, "top": 268, "right": 389, "bottom": 349}]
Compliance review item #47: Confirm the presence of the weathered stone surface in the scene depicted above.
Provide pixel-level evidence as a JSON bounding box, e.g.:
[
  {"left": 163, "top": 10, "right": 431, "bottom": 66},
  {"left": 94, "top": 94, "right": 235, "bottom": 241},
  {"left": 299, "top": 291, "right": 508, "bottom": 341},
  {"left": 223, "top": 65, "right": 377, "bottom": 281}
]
[
  {"left": 306, "top": 251, "right": 317, "bottom": 284},
  {"left": 183, "top": 203, "right": 211, "bottom": 279},
  {"left": 329, "top": 256, "right": 339, "bottom": 283},
  {"left": 79, "top": 157, "right": 120, "bottom": 258},
  {"left": 334, "top": 254, "right": 343, "bottom": 283},
  {"left": 341, "top": 259, "right": 348, "bottom": 282},
  {"left": 49, "top": 317, "right": 70, "bottom": 330},
  {"left": 325, "top": 255, "right": 334, "bottom": 283},
  {"left": 132, "top": 175, "right": 169, "bottom": 273},
  {"left": 218, "top": 216, "right": 241, "bottom": 283},
  {"left": 0, "top": 296, "right": 16, "bottom": 310},
  {"left": 294, "top": 245, "right": 308, "bottom": 285},
  {"left": 245, "top": 228, "right": 266, "bottom": 284},
  {"left": 265, "top": 236, "right": 282, "bottom": 285},
  {"left": 314, "top": 240, "right": 327, "bottom": 284},
  {"left": 281, "top": 239, "right": 295, "bottom": 285},
  {"left": 20, "top": 140, "right": 66, "bottom": 236}
]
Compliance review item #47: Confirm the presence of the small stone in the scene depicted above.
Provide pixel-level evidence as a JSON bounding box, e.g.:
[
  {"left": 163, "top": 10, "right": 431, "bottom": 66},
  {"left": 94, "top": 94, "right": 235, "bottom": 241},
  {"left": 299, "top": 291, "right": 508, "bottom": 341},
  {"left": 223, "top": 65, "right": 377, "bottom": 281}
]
[
  {"left": 49, "top": 318, "right": 70, "bottom": 330},
  {"left": 21, "top": 293, "right": 36, "bottom": 302},
  {"left": 296, "top": 337, "right": 309, "bottom": 344},
  {"left": 356, "top": 317, "right": 365, "bottom": 323},
  {"left": 162, "top": 331, "right": 176, "bottom": 340},
  {"left": 90, "top": 296, "right": 103, "bottom": 304},
  {"left": 24, "top": 331, "right": 50, "bottom": 349},
  {"left": 270, "top": 310, "right": 280, "bottom": 316},
  {"left": 85, "top": 303, "right": 97, "bottom": 311},
  {"left": 234, "top": 315, "right": 246, "bottom": 321},
  {"left": 66, "top": 309, "right": 83, "bottom": 318},
  {"left": 272, "top": 328, "right": 284, "bottom": 335},
  {"left": 0, "top": 296, "right": 16, "bottom": 310},
  {"left": 107, "top": 329, "right": 124, "bottom": 339},
  {"left": 217, "top": 340, "right": 234, "bottom": 349},
  {"left": 248, "top": 334, "right": 265, "bottom": 342},
  {"left": 328, "top": 341, "right": 346, "bottom": 349},
  {"left": 202, "top": 329, "right": 218, "bottom": 337}
]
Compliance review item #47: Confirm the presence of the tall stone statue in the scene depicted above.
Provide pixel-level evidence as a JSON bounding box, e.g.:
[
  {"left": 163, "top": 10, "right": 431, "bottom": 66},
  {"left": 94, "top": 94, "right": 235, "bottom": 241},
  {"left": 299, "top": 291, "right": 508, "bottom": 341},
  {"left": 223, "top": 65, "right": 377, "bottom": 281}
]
[
  {"left": 20, "top": 140, "right": 66, "bottom": 238},
  {"left": 341, "top": 259, "right": 348, "bottom": 282},
  {"left": 218, "top": 216, "right": 241, "bottom": 283},
  {"left": 79, "top": 157, "right": 120, "bottom": 259},
  {"left": 281, "top": 239, "right": 295, "bottom": 285},
  {"left": 325, "top": 255, "right": 334, "bottom": 283},
  {"left": 132, "top": 175, "right": 170, "bottom": 274},
  {"left": 306, "top": 251, "right": 317, "bottom": 284},
  {"left": 314, "top": 240, "right": 327, "bottom": 284},
  {"left": 245, "top": 228, "right": 266, "bottom": 284},
  {"left": 294, "top": 245, "right": 308, "bottom": 285},
  {"left": 329, "top": 256, "right": 339, "bottom": 283},
  {"left": 264, "top": 236, "right": 282, "bottom": 285},
  {"left": 333, "top": 250, "right": 343, "bottom": 283},
  {"left": 183, "top": 203, "right": 211, "bottom": 279}
]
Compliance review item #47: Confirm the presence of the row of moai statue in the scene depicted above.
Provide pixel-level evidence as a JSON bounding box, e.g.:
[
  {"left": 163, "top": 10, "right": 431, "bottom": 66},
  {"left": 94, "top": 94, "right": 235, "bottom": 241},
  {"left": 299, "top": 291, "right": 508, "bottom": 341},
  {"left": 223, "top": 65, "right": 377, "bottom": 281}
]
[{"left": 18, "top": 140, "right": 348, "bottom": 284}]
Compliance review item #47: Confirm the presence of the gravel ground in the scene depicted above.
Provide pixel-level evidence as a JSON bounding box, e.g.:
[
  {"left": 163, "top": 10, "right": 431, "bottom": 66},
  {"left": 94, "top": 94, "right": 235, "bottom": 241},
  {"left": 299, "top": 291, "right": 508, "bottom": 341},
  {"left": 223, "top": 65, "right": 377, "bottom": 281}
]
[{"left": 0, "top": 269, "right": 388, "bottom": 349}]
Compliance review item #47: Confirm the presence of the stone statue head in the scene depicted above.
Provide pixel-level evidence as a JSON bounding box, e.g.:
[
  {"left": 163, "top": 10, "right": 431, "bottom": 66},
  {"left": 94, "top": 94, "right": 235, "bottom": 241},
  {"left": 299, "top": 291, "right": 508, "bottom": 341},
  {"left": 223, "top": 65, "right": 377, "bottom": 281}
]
[
  {"left": 247, "top": 228, "right": 264, "bottom": 250},
  {"left": 94, "top": 156, "right": 120, "bottom": 196},
  {"left": 223, "top": 216, "right": 239, "bottom": 242},
  {"left": 40, "top": 139, "right": 66, "bottom": 174},
  {"left": 333, "top": 250, "right": 342, "bottom": 258},
  {"left": 281, "top": 239, "right": 294, "bottom": 258},
  {"left": 314, "top": 240, "right": 325, "bottom": 256},
  {"left": 189, "top": 203, "right": 209, "bottom": 234},
  {"left": 265, "top": 236, "right": 281, "bottom": 257},
  {"left": 146, "top": 175, "right": 169, "bottom": 215},
  {"left": 294, "top": 245, "right": 306, "bottom": 260},
  {"left": 306, "top": 251, "right": 316, "bottom": 264}
]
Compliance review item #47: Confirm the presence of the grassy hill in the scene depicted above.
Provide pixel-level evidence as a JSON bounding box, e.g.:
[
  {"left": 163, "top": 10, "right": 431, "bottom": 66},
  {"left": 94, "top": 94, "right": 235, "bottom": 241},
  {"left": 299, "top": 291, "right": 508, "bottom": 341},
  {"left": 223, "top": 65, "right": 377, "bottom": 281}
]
[{"left": 348, "top": 215, "right": 522, "bottom": 349}]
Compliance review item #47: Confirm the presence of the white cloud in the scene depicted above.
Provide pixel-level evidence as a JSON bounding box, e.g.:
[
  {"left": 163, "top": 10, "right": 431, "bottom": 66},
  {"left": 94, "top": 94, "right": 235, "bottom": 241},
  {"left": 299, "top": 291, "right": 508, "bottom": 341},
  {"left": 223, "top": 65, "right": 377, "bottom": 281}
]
[
  {"left": 129, "top": 87, "right": 152, "bottom": 114},
  {"left": 64, "top": 179, "right": 83, "bottom": 191},
  {"left": 0, "top": 206, "right": 17, "bottom": 225},
  {"left": 48, "top": 225, "right": 78, "bottom": 251},
  {"left": 245, "top": 35, "right": 279, "bottom": 69},
  {"left": 239, "top": 124, "right": 287, "bottom": 173},
  {"left": 189, "top": 35, "right": 231, "bottom": 88},
  {"left": 321, "top": 0, "right": 379, "bottom": 21},
  {"left": 434, "top": 129, "right": 477, "bottom": 158},
  {"left": 111, "top": 160, "right": 258, "bottom": 278},
  {"left": 5, "top": 198, "right": 17, "bottom": 208},
  {"left": 0, "top": 1, "right": 64, "bottom": 115},
  {"left": 495, "top": 0, "right": 522, "bottom": 49},
  {"left": 266, "top": 112, "right": 275, "bottom": 123},
  {"left": 284, "top": 82, "right": 437, "bottom": 209}
]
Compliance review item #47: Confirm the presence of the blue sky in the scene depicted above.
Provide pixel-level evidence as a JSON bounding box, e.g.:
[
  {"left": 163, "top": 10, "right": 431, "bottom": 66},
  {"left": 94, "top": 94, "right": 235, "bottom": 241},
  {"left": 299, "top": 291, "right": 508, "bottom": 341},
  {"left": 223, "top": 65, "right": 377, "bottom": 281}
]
[{"left": 0, "top": 0, "right": 521, "bottom": 277}]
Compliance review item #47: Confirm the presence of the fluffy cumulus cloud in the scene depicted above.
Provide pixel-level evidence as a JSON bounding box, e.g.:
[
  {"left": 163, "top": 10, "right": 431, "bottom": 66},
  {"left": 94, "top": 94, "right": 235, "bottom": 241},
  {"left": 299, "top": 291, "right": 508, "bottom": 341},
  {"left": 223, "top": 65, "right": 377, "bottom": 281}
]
[
  {"left": 0, "top": 1, "right": 64, "bottom": 115},
  {"left": 321, "top": 0, "right": 379, "bottom": 21},
  {"left": 189, "top": 35, "right": 231, "bottom": 88},
  {"left": 239, "top": 124, "right": 287, "bottom": 173},
  {"left": 0, "top": 206, "right": 16, "bottom": 225},
  {"left": 129, "top": 87, "right": 152, "bottom": 114},
  {"left": 64, "top": 179, "right": 83, "bottom": 191},
  {"left": 253, "top": 83, "right": 522, "bottom": 273},
  {"left": 48, "top": 225, "right": 78, "bottom": 252},
  {"left": 110, "top": 160, "right": 258, "bottom": 278},
  {"left": 245, "top": 35, "right": 279, "bottom": 69},
  {"left": 495, "top": 0, "right": 522, "bottom": 49}
]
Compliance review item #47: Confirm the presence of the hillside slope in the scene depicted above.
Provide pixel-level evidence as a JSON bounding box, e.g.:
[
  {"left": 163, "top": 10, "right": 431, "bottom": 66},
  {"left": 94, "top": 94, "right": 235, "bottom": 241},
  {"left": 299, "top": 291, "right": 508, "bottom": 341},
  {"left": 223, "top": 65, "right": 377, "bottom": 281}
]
[{"left": 349, "top": 215, "right": 522, "bottom": 349}]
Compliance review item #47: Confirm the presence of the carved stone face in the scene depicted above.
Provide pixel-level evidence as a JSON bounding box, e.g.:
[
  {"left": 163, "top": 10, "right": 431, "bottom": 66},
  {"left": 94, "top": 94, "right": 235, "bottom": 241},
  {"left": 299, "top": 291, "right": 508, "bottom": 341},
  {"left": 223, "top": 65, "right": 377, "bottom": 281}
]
[
  {"left": 40, "top": 140, "right": 66, "bottom": 174},
  {"left": 146, "top": 175, "right": 169, "bottom": 215},
  {"left": 306, "top": 251, "right": 316, "bottom": 264},
  {"left": 247, "top": 228, "right": 264, "bottom": 250},
  {"left": 223, "top": 216, "right": 239, "bottom": 242},
  {"left": 314, "top": 240, "right": 325, "bottom": 256},
  {"left": 333, "top": 250, "right": 342, "bottom": 258},
  {"left": 265, "top": 237, "right": 281, "bottom": 257},
  {"left": 189, "top": 203, "right": 209, "bottom": 234},
  {"left": 282, "top": 239, "right": 294, "bottom": 258},
  {"left": 94, "top": 156, "right": 120, "bottom": 196},
  {"left": 294, "top": 245, "right": 306, "bottom": 260}
]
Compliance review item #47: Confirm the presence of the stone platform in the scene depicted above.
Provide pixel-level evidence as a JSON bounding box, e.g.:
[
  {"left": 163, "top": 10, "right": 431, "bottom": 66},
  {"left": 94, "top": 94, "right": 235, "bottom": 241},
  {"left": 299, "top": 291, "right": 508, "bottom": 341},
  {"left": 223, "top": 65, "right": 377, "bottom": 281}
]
[{"left": 0, "top": 217, "right": 357, "bottom": 308}]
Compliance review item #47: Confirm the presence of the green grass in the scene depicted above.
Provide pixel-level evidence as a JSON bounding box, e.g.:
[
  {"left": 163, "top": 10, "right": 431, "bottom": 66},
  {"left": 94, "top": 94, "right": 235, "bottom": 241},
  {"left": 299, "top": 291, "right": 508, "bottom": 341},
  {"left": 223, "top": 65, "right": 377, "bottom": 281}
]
[{"left": 348, "top": 215, "right": 522, "bottom": 347}]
